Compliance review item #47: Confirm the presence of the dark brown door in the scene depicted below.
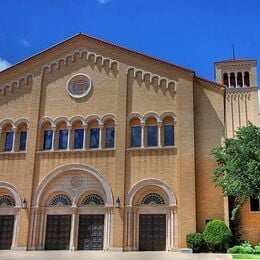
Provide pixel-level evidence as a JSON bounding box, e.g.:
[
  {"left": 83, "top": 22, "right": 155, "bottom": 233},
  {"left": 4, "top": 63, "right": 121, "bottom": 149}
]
[
  {"left": 0, "top": 215, "right": 14, "bottom": 250},
  {"left": 45, "top": 215, "right": 71, "bottom": 250},
  {"left": 78, "top": 215, "right": 104, "bottom": 250},
  {"left": 139, "top": 214, "right": 166, "bottom": 251}
]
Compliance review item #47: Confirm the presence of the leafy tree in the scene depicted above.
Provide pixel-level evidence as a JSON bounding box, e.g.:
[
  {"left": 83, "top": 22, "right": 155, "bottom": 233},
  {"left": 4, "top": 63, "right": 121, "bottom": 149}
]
[{"left": 211, "top": 123, "right": 260, "bottom": 220}]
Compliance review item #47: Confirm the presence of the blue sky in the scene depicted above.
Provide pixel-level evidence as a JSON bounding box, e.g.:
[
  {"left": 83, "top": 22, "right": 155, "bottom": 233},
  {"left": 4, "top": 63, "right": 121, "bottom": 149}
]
[{"left": 0, "top": 0, "right": 260, "bottom": 83}]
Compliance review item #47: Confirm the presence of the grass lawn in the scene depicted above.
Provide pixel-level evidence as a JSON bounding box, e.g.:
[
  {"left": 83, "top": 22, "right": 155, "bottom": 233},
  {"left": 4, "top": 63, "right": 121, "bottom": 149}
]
[{"left": 233, "top": 255, "right": 260, "bottom": 259}]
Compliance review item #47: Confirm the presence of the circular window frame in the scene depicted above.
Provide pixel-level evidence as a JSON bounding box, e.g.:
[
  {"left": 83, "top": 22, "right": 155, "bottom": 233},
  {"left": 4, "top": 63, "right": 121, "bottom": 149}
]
[{"left": 66, "top": 73, "right": 92, "bottom": 99}]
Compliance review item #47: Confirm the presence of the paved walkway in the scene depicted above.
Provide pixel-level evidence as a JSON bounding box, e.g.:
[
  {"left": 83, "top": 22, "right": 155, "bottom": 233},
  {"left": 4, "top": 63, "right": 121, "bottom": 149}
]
[{"left": 0, "top": 251, "right": 233, "bottom": 260}]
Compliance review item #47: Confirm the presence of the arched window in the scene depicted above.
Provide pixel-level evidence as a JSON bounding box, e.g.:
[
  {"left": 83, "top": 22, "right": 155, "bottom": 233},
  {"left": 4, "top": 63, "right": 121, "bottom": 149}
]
[
  {"left": 81, "top": 194, "right": 104, "bottom": 206},
  {"left": 41, "top": 121, "right": 54, "bottom": 150},
  {"left": 16, "top": 121, "right": 28, "bottom": 152},
  {"left": 162, "top": 116, "right": 174, "bottom": 146},
  {"left": 145, "top": 117, "right": 158, "bottom": 147},
  {"left": 0, "top": 121, "right": 15, "bottom": 152},
  {"left": 49, "top": 194, "right": 72, "bottom": 206},
  {"left": 130, "top": 117, "right": 142, "bottom": 148},
  {"left": 71, "top": 118, "right": 85, "bottom": 149},
  {"left": 141, "top": 193, "right": 165, "bottom": 205},
  {"left": 0, "top": 195, "right": 15, "bottom": 207},
  {"left": 87, "top": 119, "right": 100, "bottom": 149},
  {"left": 237, "top": 72, "right": 243, "bottom": 87},
  {"left": 223, "top": 73, "right": 228, "bottom": 87},
  {"left": 104, "top": 118, "right": 115, "bottom": 149},
  {"left": 244, "top": 71, "right": 250, "bottom": 87},
  {"left": 56, "top": 120, "right": 69, "bottom": 150}
]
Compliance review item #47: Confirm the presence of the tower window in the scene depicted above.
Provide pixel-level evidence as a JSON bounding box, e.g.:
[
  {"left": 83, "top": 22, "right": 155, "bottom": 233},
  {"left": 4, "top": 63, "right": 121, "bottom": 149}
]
[
  {"left": 244, "top": 71, "right": 250, "bottom": 87},
  {"left": 237, "top": 72, "right": 243, "bottom": 87},
  {"left": 223, "top": 73, "right": 228, "bottom": 87},
  {"left": 230, "top": 72, "right": 236, "bottom": 87}
]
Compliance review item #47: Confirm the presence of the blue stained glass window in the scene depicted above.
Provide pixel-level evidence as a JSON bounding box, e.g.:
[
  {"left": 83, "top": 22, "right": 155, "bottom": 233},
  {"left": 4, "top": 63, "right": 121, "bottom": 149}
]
[
  {"left": 131, "top": 126, "right": 141, "bottom": 147},
  {"left": 105, "top": 127, "right": 115, "bottom": 148},
  {"left": 19, "top": 131, "right": 27, "bottom": 151},
  {"left": 147, "top": 126, "right": 158, "bottom": 147},
  {"left": 74, "top": 129, "right": 84, "bottom": 149},
  {"left": 164, "top": 125, "right": 174, "bottom": 146},
  {"left": 90, "top": 128, "right": 100, "bottom": 149},
  {"left": 59, "top": 129, "right": 68, "bottom": 150},
  {"left": 5, "top": 132, "right": 13, "bottom": 152},
  {"left": 43, "top": 130, "right": 53, "bottom": 150}
]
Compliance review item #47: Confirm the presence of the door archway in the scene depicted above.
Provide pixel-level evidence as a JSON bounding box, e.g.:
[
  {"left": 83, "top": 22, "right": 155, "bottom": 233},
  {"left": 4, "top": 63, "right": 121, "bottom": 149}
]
[
  {"left": 30, "top": 164, "right": 114, "bottom": 250},
  {"left": 125, "top": 179, "right": 177, "bottom": 251}
]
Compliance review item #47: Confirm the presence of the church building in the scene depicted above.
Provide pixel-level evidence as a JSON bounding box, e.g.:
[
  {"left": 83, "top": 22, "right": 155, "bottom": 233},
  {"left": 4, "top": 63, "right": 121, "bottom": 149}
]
[{"left": 0, "top": 33, "right": 259, "bottom": 251}]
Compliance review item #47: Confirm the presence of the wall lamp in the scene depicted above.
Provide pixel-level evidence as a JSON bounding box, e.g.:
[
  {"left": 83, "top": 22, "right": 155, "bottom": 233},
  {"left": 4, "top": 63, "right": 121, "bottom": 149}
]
[
  {"left": 115, "top": 197, "right": 121, "bottom": 208},
  {"left": 22, "top": 198, "right": 27, "bottom": 209}
]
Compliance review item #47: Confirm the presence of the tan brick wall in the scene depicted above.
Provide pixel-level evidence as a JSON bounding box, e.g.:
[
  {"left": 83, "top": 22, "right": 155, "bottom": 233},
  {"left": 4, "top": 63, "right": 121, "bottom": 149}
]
[{"left": 0, "top": 36, "right": 234, "bottom": 250}]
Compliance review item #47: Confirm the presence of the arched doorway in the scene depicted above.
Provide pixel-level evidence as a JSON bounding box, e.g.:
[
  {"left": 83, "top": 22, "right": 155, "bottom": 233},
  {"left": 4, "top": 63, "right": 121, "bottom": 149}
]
[
  {"left": 0, "top": 182, "right": 21, "bottom": 250},
  {"left": 30, "top": 164, "right": 114, "bottom": 250},
  {"left": 125, "top": 179, "right": 177, "bottom": 251}
]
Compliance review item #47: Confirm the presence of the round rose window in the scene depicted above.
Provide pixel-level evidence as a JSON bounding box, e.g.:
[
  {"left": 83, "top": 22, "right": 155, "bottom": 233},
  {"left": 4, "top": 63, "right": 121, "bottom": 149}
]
[{"left": 66, "top": 73, "right": 92, "bottom": 98}]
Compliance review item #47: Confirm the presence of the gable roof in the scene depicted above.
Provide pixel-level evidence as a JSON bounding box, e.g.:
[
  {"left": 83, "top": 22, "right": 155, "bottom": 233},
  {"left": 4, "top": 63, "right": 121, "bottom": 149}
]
[
  {"left": 0, "top": 32, "right": 224, "bottom": 89},
  {"left": 0, "top": 33, "right": 194, "bottom": 77}
]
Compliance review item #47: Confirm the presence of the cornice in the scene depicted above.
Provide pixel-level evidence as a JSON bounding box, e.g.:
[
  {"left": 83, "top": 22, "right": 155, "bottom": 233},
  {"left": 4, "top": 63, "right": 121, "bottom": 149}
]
[
  {"left": 0, "top": 74, "right": 33, "bottom": 96},
  {"left": 41, "top": 48, "right": 119, "bottom": 76}
]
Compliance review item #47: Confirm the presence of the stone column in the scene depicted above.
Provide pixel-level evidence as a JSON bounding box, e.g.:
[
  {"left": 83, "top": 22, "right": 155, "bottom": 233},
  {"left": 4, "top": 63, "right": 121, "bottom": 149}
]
[
  {"left": 228, "top": 73, "right": 231, "bottom": 88},
  {"left": 82, "top": 124, "right": 87, "bottom": 150},
  {"left": 235, "top": 73, "right": 238, "bottom": 88},
  {"left": 11, "top": 128, "right": 17, "bottom": 152},
  {"left": 104, "top": 208, "right": 112, "bottom": 250},
  {"left": 132, "top": 207, "right": 138, "bottom": 251},
  {"left": 69, "top": 208, "right": 77, "bottom": 250},
  {"left": 99, "top": 123, "right": 104, "bottom": 149},
  {"left": 51, "top": 126, "right": 55, "bottom": 151},
  {"left": 242, "top": 72, "right": 245, "bottom": 87},
  {"left": 158, "top": 122, "right": 162, "bottom": 147},
  {"left": 66, "top": 126, "right": 71, "bottom": 151},
  {"left": 141, "top": 123, "right": 145, "bottom": 148}
]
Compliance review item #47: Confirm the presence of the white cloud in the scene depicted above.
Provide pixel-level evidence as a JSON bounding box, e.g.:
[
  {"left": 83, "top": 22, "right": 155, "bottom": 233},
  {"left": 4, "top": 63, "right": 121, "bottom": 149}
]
[
  {"left": 0, "top": 57, "right": 11, "bottom": 72},
  {"left": 19, "top": 38, "right": 30, "bottom": 47},
  {"left": 97, "top": 0, "right": 110, "bottom": 4}
]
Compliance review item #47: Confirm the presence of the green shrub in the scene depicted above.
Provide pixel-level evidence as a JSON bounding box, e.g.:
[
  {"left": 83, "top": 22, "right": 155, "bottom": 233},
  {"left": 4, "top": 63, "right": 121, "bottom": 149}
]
[
  {"left": 203, "top": 219, "right": 233, "bottom": 252},
  {"left": 227, "top": 245, "right": 244, "bottom": 254},
  {"left": 186, "top": 232, "right": 205, "bottom": 253},
  {"left": 254, "top": 245, "right": 260, "bottom": 254},
  {"left": 227, "top": 241, "right": 256, "bottom": 254}
]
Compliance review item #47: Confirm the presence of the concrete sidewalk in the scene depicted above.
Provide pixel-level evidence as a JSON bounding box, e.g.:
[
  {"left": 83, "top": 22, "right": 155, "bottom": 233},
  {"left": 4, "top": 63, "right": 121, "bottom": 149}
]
[{"left": 0, "top": 251, "right": 233, "bottom": 260}]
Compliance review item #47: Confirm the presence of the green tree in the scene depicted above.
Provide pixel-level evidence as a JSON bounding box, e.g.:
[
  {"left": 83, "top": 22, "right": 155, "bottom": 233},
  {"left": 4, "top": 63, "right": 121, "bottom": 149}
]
[{"left": 211, "top": 123, "right": 260, "bottom": 220}]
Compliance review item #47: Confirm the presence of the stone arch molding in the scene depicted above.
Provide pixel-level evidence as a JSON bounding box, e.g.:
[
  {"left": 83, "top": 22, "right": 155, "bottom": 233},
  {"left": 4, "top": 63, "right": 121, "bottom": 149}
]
[
  {"left": 0, "top": 118, "right": 29, "bottom": 131},
  {"left": 39, "top": 114, "right": 117, "bottom": 128},
  {"left": 126, "top": 178, "right": 176, "bottom": 207},
  {"left": 127, "top": 111, "right": 176, "bottom": 123},
  {"left": 0, "top": 181, "right": 21, "bottom": 207},
  {"left": 33, "top": 163, "right": 114, "bottom": 207}
]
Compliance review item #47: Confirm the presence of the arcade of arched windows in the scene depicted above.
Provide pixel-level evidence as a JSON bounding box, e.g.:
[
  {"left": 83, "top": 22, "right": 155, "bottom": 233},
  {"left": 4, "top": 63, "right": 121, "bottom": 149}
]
[
  {"left": 39, "top": 115, "right": 116, "bottom": 151},
  {"left": 128, "top": 112, "right": 176, "bottom": 149},
  {"left": 0, "top": 119, "right": 29, "bottom": 153},
  {"left": 222, "top": 71, "right": 250, "bottom": 88}
]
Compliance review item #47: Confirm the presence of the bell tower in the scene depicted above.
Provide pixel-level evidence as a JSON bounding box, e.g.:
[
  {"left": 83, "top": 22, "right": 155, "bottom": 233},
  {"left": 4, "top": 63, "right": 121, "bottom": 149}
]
[{"left": 214, "top": 59, "right": 259, "bottom": 137}]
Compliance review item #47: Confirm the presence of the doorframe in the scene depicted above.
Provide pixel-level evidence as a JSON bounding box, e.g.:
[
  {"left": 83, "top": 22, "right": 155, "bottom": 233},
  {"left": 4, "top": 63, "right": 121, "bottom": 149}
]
[
  {"left": 125, "top": 205, "right": 177, "bottom": 251},
  {"left": 138, "top": 213, "right": 166, "bottom": 251},
  {"left": 0, "top": 207, "right": 20, "bottom": 250},
  {"left": 29, "top": 206, "right": 113, "bottom": 251}
]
